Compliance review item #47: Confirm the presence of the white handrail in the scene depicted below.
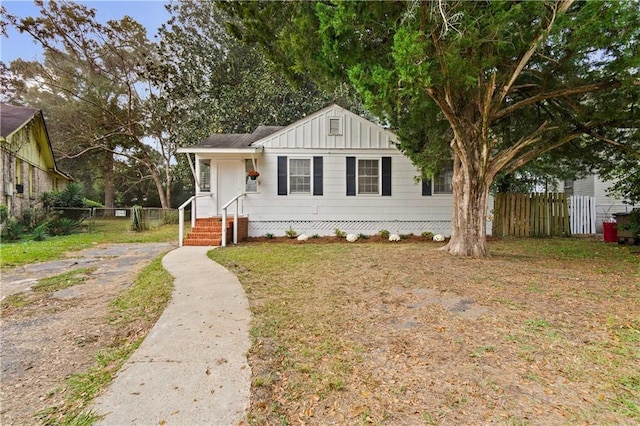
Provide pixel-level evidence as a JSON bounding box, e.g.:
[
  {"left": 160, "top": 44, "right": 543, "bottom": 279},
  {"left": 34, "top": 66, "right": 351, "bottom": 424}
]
[
  {"left": 221, "top": 193, "right": 246, "bottom": 247},
  {"left": 178, "top": 194, "right": 214, "bottom": 247}
]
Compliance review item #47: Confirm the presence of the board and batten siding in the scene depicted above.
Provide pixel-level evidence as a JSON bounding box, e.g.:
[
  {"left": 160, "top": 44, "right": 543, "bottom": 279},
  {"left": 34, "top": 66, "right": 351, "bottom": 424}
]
[{"left": 255, "top": 105, "right": 396, "bottom": 150}]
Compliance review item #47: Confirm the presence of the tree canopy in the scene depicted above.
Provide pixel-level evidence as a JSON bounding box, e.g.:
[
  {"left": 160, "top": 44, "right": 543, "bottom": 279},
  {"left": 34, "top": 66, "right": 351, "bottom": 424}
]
[{"left": 227, "top": 0, "right": 640, "bottom": 256}]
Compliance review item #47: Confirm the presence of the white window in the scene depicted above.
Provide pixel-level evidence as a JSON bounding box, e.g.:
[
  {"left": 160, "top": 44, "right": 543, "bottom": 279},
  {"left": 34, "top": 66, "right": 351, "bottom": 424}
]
[
  {"left": 434, "top": 162, "right": 453, "bottom": 194},
  {"left": 289, "top": 158, "right": 311, "bottom": 194},
  {"left": 199, "top": 159, "right": 211, "bottom": 192},
  {"left": 358, "top": 159, "right": 379, "bottom": 195},
  {"left": 328, "top": 117, "right": 342, "bottom": 135}
]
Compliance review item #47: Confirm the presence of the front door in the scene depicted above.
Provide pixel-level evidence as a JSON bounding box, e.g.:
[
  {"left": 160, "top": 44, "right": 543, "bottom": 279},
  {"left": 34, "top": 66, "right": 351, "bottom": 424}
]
[{"left": 217, "top": 160, "right": 240, "bottom": 214}]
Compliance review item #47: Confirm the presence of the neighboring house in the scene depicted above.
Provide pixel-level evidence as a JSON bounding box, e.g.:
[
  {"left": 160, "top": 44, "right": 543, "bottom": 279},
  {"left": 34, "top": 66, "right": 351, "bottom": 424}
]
[
  {"left": 178, "top": 104, "right": 461, "bottom": 242},
  {"left": 0, "top": 103, "right": 71, "bottom": 218},
  {"left": 564, "top": 175, "right": 635, "bottom": 232}
]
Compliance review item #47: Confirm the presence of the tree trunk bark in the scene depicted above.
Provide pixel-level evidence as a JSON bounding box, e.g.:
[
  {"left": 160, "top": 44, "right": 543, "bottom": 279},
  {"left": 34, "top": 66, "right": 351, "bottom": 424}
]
[
  {"left": 149, "top": 164, "right": 168, "bottom": 209},
  {"left": 103, "top": 152, "right": 115, "bottom": 209},
  {"left": 442, "top": 154, "right": 491, "bottom": 257}
]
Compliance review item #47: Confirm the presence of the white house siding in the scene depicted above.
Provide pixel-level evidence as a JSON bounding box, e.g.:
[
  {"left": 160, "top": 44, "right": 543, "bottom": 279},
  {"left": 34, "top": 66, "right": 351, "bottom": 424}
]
[{"left": 241, "top": 147, "right": 454, "bottom": 237}]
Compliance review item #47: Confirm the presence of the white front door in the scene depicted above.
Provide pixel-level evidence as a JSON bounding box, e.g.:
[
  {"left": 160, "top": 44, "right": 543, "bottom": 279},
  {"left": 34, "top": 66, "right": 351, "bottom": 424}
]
[{"left": 217, "top": 160, "right": 240, "bottom": 214}]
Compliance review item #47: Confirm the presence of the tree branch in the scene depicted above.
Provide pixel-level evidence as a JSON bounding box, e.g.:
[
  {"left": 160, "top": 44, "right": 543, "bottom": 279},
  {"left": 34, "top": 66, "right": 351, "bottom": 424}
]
[{"left": 493, "top": 0, "right": 574, "bottom": 112}]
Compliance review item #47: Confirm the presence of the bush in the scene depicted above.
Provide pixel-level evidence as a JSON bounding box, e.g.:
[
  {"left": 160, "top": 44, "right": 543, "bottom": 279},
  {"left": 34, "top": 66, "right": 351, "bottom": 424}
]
[
  {"left": 421, "top": 231, "right": 435, "bottom": 239},
  {"left": 265, "top": 233, "right": 274, "bottom": 239},
  {"left": 334, "top": 228, "right": 346, "bottom": 238},
  {"left": 55, "top": 182, "right": 85, "bottom": 208},
  {"left": 285, "top": 227, "right": 298, "bottom": 239},
  {"left": 21, "top": 207, "right": 48, "bottom": 232},
  {"left": 48, "top": 217, "right": 80, "bottom": 236},
  {"left": 83, "top": 198, "right": 103, "bottom": 208},
  {"left": 32, "top": 223, "right": 49, "bottom": 241},
  {"left": 0, "top": 204, "right": 8, "bottom": 223},
  {"left": 2, "top": 218, "right": 24, "bottom": 241},
  {"left": 378, "top": 229, "right": 390, "bottom": 239}
]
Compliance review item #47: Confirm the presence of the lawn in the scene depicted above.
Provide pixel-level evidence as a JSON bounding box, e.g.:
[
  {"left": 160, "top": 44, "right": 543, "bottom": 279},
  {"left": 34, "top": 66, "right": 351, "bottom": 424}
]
[
  {"left": 0, "top": 219, "right": 179, "bottom": 268},
  {"left": 210, "top": 238, "right": 640, "bottom": 425}
]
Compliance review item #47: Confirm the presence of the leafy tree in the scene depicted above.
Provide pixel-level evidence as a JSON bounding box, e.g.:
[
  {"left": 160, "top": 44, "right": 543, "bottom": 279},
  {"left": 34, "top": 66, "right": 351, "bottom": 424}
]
[
  {"left": 2, "top": 0, "right": 172, "bottom": 208},
  {"left": 153, "top": 0, "right": 363, "bottom": 141},
  {"left": 226, "top": 0, "right": 640, "bottom": 257}
]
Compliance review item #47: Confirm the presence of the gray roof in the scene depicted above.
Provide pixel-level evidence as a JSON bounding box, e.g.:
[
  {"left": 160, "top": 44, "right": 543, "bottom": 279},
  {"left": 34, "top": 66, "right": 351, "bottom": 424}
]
[
  {"left": 197, "top": 126, "right": 284, "bottom": 149},
  {"left": 0, "top": 103, "right": 40, "bottom": 137}
]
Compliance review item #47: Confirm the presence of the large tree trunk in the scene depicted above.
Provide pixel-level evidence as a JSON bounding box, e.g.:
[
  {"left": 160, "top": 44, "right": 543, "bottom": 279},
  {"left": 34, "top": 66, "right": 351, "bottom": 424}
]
[{"left": 442, "top": 153, "right": 492, "bottom": 257}]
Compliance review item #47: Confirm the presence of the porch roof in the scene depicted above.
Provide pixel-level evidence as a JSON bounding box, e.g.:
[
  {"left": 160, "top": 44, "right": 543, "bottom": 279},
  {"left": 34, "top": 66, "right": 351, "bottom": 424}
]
[{"left": 178, "top": 126, "right": 284, "bottom": 154}]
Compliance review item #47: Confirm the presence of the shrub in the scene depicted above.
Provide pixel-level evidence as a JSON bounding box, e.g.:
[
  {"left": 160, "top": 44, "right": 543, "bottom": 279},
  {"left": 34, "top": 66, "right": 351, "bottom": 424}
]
[
  {"left": 358, "top": 233, "right": 368, "bottom": 240},
  {"left": 49, "top": 217, "right": 80, "bottom": 236},
  {"left": 379, "top": 229, "right": 390, "bottom": 239},
  {"left": 83, "top": 198, "right": 104, "bottom": 208},
  {"left": 421, "top": 231, "right": 435, "bottom": 239},
  {"left": 32, "top": 223, "right": 49, "bottom": 241},
  {"left": 334, "top": 228, "right": 346, "bottom": 238},
  {"left": 311, "top": 234, "right": 320, "bottom": 239},
  {"left": 285, "top": 227, "right": 298, "bottom": 238},
  {"left": 265, "top": 233, "right": 274, "bottom": 239},
  {"left": 21, "top": 207, "right": 48, "bottom": 231},
  {"left": 0, "top": 204, "right": 8, "bottom": 224},
  {"left": 2, "top": 218, "right": 24, "bottom": 241},
  {"left": 55, "top": 182, "right": 85, "bottom": 208}
]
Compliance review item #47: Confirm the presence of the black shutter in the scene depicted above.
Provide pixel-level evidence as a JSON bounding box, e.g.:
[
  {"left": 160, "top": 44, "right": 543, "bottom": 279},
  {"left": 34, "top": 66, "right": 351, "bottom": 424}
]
[
  {"left": 382, "top": 156, "right": 392, "bottom": 196},
  {"left": 346, "top": 156, "right": 356, "bottom": 196},
  {"left": 313, "top": 156, "right": 323, "bottom": 196},
  {"left": 422, "top": 179, "right": 432, "bottom": 196},
  {"left": 277, "top": 156, "right": 288, "bottom": 195}
]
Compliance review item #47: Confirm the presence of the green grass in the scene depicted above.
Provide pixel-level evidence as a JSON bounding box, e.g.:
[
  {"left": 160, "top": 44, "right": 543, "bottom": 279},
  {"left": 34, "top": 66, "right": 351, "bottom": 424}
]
[
  {"left": 1, "top": 268, "right": 98, "bottom": 314},
  {"left": 35, "top": 256, "right": 174, "bottom": 425},
  {"left": 31, "top": 267, "right": 97, "bottom": 293},
  {"left": 1, "top": 219, "right": 178, "bottom": 268}
]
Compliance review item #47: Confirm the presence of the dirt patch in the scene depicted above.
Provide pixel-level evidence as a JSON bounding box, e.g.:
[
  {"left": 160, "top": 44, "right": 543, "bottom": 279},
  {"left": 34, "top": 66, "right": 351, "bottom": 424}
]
[{"left": 0, "top": 242, "right": 174, "bottom": 425}]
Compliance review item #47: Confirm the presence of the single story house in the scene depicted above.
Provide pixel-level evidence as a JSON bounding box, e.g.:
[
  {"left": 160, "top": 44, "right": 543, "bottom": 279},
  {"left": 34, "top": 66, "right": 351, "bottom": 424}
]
[
  {"left": 177, "top": 104, "right": 460, "bottom": 244},
  {"left": 0, "top": 103, "right": 71, "bottom": 218}
]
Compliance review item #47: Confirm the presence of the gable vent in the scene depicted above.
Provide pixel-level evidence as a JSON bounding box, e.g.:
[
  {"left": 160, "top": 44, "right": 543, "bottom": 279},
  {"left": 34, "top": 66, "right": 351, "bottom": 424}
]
[{"left": 328, "top": 117, "right": 342, "bottom": 136}]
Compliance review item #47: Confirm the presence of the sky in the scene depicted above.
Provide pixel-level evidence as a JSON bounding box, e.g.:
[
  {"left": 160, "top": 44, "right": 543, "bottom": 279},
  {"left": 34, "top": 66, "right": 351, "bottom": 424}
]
[{"left": 0, "top": 0, "right": 171, "bottom": 64}]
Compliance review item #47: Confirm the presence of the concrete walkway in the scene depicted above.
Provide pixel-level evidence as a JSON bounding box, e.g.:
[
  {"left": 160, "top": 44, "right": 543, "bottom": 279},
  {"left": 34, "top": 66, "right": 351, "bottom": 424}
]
[{"left": 91, "top": 246, "right": 251, "bottom": 425}]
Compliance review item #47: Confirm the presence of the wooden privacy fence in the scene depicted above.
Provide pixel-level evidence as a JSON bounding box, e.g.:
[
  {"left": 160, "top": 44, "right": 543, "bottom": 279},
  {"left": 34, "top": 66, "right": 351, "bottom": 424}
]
[{"left": 493, "top": 193, "right": 571, "bottom": 237}]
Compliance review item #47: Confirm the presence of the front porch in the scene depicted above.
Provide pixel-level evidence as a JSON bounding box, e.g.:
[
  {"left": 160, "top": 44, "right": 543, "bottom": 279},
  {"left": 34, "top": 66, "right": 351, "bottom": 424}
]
[{"left": 182, "top": 216, "right": 249, "bottom": 247}]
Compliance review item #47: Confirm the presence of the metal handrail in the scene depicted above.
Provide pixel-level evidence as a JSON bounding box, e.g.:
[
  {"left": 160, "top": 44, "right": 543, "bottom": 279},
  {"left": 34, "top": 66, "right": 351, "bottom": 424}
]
[
  {"left": 178, "top": 194, "right": 214, "bottom": 247},
  {"left": 221, "top": 193, "right": 246, "bottom": 247}
]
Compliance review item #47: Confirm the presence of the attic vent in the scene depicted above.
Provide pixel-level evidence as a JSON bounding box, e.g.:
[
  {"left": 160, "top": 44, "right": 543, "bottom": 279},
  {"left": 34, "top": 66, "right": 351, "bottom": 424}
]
[{"left": 328, "top": 117, "right": 342, "bottom": 136}]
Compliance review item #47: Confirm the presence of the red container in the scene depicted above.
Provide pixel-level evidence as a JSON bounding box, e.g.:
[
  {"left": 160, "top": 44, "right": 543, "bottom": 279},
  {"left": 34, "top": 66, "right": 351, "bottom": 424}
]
[{"left": 603, "top": 222, "right": 617, "bottom": 243}]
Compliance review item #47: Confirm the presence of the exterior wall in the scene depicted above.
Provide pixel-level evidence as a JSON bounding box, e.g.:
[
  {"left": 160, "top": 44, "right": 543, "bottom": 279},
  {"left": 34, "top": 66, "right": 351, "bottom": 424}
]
[
  {"left": 241, "top": 148, "right": 454, "bottom": 237},
  {"left": 0, "top": 116, "right": 68, "bottom": 218},
  {"left": 194, "top": 149, "right": 460, "bottom": 237}
]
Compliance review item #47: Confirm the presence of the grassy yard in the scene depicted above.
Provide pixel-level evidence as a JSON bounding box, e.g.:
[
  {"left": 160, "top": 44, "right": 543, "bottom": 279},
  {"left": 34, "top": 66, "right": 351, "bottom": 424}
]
[
  {"left": 0, "top": 219, "right": 179, "bottom": 268},
  {"left": 210, "top": 238, "right": 640, "bottom": 425}
]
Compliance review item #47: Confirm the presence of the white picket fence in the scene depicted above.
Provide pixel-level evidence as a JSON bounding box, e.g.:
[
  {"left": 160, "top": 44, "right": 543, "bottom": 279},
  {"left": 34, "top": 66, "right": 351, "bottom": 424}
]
[{"left": 568, "top": 195, "right": 596, "bottom": 234}]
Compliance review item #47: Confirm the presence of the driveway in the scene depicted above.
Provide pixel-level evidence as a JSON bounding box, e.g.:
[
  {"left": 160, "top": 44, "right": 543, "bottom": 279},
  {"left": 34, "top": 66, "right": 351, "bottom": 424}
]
[{"left": 0, "top": 242, "right": 175, "bottom": 425}]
